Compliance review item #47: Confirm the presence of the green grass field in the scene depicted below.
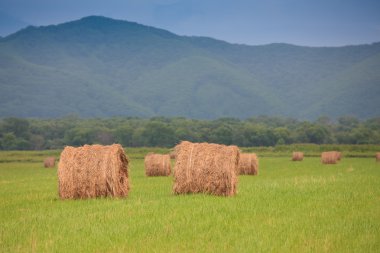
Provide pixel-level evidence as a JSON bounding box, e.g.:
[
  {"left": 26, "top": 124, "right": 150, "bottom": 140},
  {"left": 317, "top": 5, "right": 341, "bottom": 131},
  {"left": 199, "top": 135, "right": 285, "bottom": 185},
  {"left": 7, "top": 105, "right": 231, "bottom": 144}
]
[{"left": 1, "top": 151, "right": 379, "bottom": 252}]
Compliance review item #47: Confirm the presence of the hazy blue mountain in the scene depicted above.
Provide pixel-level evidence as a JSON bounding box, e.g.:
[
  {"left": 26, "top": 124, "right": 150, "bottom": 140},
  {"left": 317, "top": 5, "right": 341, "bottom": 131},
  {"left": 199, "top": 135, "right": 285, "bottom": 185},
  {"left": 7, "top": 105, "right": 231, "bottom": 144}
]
[
  {"left": 0, "top": 16, "right": 379, "bottom": 119},
  {"left": 0, "top": 11, "right": 29, "bottom": 37}
]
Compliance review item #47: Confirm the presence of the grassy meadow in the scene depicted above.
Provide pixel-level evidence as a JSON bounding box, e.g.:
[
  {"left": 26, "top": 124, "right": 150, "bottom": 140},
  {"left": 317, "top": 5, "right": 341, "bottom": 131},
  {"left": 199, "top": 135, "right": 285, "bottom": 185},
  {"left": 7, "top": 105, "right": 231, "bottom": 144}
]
[{"left": 1, "top": 149, "right": 380, "bottom": 252}]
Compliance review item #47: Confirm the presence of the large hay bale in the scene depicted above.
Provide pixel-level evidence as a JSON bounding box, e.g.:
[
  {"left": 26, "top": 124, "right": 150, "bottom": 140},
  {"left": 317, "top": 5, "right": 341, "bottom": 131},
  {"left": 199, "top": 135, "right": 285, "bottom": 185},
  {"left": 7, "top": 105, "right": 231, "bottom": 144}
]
[
  {"left": 321, "top": 151, "right": 339, "bottom": 164},
  {"left": 376, "top": 152, "right": 380, "bottom": 162},
  {"left": 238, "top": 153, "right": 259, "bottom": 175},
  {"left": 144, "top": 153, "right": 171, "bottom": 176},
  {"left": 44, "top": 157, "right": 56, "bottom": 168},
  {"left": 58, "top": 144, "right": 129, "bottom": 199},
  {"left": 292, "top": 152, "right": 304, "bottom": 161},
  {"left": 173, "top": 141, "right": 239, "bottom": 196}
]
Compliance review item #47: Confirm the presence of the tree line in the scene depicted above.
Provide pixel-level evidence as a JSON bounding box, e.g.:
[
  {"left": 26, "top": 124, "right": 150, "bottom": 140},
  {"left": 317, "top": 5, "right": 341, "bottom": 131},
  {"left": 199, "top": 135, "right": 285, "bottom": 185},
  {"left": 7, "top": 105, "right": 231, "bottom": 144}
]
[{"left": 0, "top": 115, "right": 379, "bottom": 150}]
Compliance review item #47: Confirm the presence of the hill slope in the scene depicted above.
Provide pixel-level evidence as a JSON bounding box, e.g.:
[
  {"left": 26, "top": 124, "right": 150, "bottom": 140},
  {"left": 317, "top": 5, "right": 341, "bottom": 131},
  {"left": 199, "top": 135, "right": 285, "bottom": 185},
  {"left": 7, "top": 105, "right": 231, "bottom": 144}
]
[
  {"left": 0, "top": 16, "right": 379, "bottom": 119},
  {"left": 0, "top": 11, "right": 29, "bottom": 37}
]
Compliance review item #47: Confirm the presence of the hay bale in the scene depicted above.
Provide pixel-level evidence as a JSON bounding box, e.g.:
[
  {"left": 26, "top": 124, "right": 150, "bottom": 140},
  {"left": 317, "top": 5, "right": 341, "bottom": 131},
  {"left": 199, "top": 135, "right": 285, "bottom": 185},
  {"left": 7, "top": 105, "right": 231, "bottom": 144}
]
[
  {"left": 292, "top": 152, "right": 304, "bottom": 161},
  {"left": 173, "top": 141, "right": 239, "bottom": 196},
  {"left": 335, "top": 151, "right": 342, "bottom": 160},
  {"left": 376, "top": 152, "right": 380, "bottom": 162},
  {"left": 169, "top": 150, "right": 176, "bottom": 159},
  {"left": 144, "top": 153, "right": 171, "bottom": 176},
  {"left": 321, "top": 151, "right": 339, "bottom": 164},
  {"left": 58, "top": 144, "right": 129, "bottom": 199},
  {"left": 44, "top": 157, "right": 56, "bottom": 168},
  {"left": 238, "top": 153, "right": 259, "bottom": 175}
]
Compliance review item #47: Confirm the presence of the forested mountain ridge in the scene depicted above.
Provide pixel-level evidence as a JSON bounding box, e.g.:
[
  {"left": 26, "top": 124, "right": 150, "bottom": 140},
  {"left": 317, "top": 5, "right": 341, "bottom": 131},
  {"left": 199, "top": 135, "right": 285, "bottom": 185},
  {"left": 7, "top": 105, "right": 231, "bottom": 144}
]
[{"left": 0, "top": 16, "right": 379, "bottom": 119}]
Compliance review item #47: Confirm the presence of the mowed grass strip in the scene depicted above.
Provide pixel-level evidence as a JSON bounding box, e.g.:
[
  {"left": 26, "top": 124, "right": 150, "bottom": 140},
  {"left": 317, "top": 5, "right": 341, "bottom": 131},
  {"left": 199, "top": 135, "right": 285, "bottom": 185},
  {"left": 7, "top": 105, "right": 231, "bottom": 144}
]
[{"left": 0, "top": 154, "right": 379, "bottom": 252}]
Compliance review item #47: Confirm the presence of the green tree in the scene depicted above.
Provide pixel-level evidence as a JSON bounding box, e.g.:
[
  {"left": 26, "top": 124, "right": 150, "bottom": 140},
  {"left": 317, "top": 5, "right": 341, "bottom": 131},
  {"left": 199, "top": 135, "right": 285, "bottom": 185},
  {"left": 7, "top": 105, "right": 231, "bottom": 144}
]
[
  {"left": 273, "top": 127, "right": 292, "bottom": 144},
  {"left": 305, "top": 125, "right": 331, "bottom": 144},
  {"left": 64, "top": 128, "right": 95, "bottom": 146},
  {"left": 175, "top": 127, "right": 198, "bottom": 143},
  {"left": 338, "top": 116, "right": 359, "bottom": 131},
  {"left": 0, "top": 132, "right": 30, "bottom": 150},
  {"left": 93, "top": 127, "right": 115, "bottom": 145},
  {"left": 2, "top": 118, "right": 30, "bottom": 139},
  {"left": 131, "top": 127, "right": 146, "bottom": 147},
  {"left": 209, "top": 125, "right": 233, "bottom": 145},
  {"left": 349, "top": 127, "right": 373, "bottom": 144},
  {"left": 114, "top": 125, "right": 135, "bottom": 146},
  {"left": 30, "top": 134, "right": 45, "bottom": 150},
  {"left": 1, "top": 132, "right": 17, "bottom": 150},
  {"left": 142, "top": 122, "right": 176, "bottom": 147}
]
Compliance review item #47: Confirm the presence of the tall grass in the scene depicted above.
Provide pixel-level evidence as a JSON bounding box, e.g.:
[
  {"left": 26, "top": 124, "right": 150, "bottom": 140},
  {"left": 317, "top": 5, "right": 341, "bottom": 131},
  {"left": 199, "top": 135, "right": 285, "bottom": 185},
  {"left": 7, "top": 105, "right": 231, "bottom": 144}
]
[{"left": 0, "top": 152, "right": 379, "bottom": 252}]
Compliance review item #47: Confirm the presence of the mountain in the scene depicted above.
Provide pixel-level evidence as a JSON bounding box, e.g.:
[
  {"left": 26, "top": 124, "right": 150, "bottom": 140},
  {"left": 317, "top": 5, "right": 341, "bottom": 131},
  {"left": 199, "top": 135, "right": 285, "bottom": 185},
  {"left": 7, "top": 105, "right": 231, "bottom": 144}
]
[
  {"left": 0, "top": 11, "right": 29, "bottom": 37},
  {"left": 0, "top": 16, "right": 379, "bottom": 119}
]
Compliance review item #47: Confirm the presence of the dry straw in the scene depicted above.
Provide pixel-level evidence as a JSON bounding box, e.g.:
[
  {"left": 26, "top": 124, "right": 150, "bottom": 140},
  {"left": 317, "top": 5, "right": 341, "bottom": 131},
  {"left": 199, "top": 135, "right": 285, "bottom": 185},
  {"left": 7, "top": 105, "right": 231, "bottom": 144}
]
[
  {"left": 44, "top": 157, "right": 56, "bottom": 168},
  {"left": 169, "top": 150, "right": 177, "bottom": 159},
  {"left": 292, "top": 152, "right": 304, "bottom": 161},
  {"left": 376, "top": 152, "right": 380, "bottom": 162},
  {"left": 173, "top": 141, "right": 240, "bottom": 196},
  {"left": 144, "top": 153, "right": 171, "bottom": 176},
  {"left": 58, "top": 144, "right": 129, "bottom": 199},
  {"left": 238, "top": 153, "right": 259, "bottom": 175},
  {"left": 335, "top": 151, "right": 342, "bottom": 161},
  {"left": 321, "top": 151, "right": 340, "bottom": 164}
]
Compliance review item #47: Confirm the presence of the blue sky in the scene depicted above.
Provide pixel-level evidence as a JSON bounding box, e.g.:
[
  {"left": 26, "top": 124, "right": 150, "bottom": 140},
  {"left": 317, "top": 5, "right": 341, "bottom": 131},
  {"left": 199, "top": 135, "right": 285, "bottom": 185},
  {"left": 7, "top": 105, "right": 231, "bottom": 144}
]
[{"left": 0, "top": 0, "right": 379, "bottom": 46}]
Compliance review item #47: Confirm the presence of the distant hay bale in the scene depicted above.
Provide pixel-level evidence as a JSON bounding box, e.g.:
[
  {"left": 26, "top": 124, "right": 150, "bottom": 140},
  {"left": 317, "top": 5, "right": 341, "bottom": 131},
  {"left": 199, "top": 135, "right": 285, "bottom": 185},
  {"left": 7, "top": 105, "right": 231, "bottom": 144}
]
[
  {"left": 335, "top": 151, "right": 342, "bottom": 160},
  {"left": 58, "top": 144, "right": 129, "bottom": 199},
  {"left": 238, "top": 153, "right": 259, "bottom": 175},
  {"left": 169, "top": 150, "right": 176, "bottom": 159},
  {"left": 44, "top": 157, "right": 56, "bottom": 168},
  {"left": 292, "top": 152, "right": 304, "bottom": 161},
  {"left": 321, "top": 151, "right": 339, "bottom": 164},
  {"left": 173, "top": 141, "right": 239, "bottom": 196},
  {"left": 376, "top": 152, "right": 380, "bottom": 162},
  {"left": 144, "top": 153, "right": 171, "bottom": 176}
]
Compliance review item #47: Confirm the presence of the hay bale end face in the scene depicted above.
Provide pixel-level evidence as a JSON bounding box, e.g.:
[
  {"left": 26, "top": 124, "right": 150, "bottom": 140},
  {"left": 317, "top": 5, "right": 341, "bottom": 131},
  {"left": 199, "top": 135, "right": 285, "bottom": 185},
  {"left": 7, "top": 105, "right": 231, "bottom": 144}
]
[
  {"left": 292, "top": 152, "right": 304, "bottom": 161},
  {"left": 173, "top": 141, "right": 240, "bottom": 197},
  {"left": 145, "top": 153, "right": 171, "bottom": 176},
  {"left": 321, "top": 151, "right": 339, "bottom": 164},
  {"left": 376, "top": 152, "right": 380, "bottom": 162},
  {"left": 58, "top": 144, "right": 129, "bottom": 199},
  {"left": 44, "top": 157, "right": 56, "bottom": 168},
  {"left": 238, "top": 153, "right": 259, "bottom": 175}
]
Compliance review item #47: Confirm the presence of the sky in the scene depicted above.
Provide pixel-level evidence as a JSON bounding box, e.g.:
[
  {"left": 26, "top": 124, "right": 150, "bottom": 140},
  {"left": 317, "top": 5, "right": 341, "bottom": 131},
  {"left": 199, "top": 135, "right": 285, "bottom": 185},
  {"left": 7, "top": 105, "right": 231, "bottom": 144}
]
[{"left": 0, "top": 0, "right": 380, "bottom": 46}]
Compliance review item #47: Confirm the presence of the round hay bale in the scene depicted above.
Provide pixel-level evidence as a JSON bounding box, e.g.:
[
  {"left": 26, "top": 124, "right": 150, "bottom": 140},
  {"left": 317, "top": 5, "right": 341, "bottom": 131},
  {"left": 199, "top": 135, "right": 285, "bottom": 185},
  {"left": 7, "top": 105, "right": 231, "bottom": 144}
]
[
  {"left": 44, "top": 157, "right": 56, "bottom": 168},
  {"left": 169, "top": 150, "right": 177, "bottom": 159},
  {"left": 335, "top": 151, "right": 342, "bottom": 161},
  {"left": 144, "top": 153, "right": 171, "bottom": 176},
  {"left": 238, "top": 153, "right": 259, "bottom": 175},
  {"left": 58, "top": 144, "right": 129, "bottom": 199},
  {"left": 173, "top": 141, "right": 240, "bottom": 197},
  {"left": 292, "top": 152, "right": 304, "bottom": 161},
  {"left": 321, "top": 151, "right": 339, "bottom": 164},
  {"left": 376, "top": 152, "right": 380, "bottom": 162}
]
